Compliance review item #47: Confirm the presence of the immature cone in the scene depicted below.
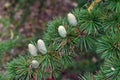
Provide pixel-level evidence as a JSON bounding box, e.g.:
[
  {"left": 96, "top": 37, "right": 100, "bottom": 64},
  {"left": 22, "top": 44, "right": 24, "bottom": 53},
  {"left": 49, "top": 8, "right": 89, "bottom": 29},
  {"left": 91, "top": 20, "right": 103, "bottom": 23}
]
[
  {"left": 28, "top": 44, "right": 37, "bottom": 56},
  {"left": 31, "top": 60, "right": 39, "bottom": 68},
  {"left": 67, "top": 13, "right": 77, "bottom": 26},
  {"left": 111, "top": 67, "right": 115, "bottom": 71},
  {"left": 37, "top": 39, "right": 47, "bottom": 54},
  {"left": 4, "top": 2, "right": 11, "bottom": 8},
  {"left": 58, "top": 25, "right": 67, "bottom": 38}
]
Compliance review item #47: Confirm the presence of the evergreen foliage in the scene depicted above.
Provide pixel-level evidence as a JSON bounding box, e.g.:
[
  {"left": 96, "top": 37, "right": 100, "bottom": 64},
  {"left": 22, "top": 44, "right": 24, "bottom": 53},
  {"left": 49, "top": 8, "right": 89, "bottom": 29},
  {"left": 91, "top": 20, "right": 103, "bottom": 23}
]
[{"left": 1, "top": 0, "right": 120, "bottom": 80}]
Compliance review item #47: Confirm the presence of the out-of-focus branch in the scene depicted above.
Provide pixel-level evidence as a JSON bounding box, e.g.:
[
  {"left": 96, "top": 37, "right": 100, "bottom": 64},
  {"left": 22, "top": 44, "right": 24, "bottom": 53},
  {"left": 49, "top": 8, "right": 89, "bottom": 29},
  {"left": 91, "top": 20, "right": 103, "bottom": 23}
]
[{"left": 88, "top": 0, "right": 102, "bottom": 12}]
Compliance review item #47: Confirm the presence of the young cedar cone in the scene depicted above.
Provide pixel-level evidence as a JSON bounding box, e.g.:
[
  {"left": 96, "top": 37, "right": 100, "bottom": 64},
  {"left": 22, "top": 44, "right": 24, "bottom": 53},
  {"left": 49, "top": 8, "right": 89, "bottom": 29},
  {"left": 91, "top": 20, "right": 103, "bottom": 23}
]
[
  {"left": 111, "top": 67, "right": 115, "bottom": 71},
  {"left": 58, "top": 25, "right": 67, "bottom": 38},
  {"left": 31, "top": 60, "right": 39, "bottom": 68},
  {"left": 37, "top": 39, "right": 47, "bottom": 54},
  {"left": 67, "top": 13, "right": 77, "bottom": 26},
  {"left": 28, "top": 44, "right": 37, "bottom": 56}
]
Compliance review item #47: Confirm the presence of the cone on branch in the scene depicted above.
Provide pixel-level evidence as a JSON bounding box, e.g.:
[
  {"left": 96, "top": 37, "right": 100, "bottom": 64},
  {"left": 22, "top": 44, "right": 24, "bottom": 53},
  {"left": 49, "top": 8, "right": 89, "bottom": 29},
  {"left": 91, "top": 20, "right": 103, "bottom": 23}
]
[
  {"left": 37, "top": 39, "right": 47, "bottom": 54},
  {"left": 111, "top": 67, "right": 115, "bottom": 71},
  {"left": 28, "top": 44, "right": 37, "bottom": 56},
  {"left": 67, "top": 13, "right": 77, "bottom": 26},
  {"left": 31, "top": 60, "right": 39, "bottom": 68},
  {"left": 58, "top": 25, "right": 67, "bottom": 38}
]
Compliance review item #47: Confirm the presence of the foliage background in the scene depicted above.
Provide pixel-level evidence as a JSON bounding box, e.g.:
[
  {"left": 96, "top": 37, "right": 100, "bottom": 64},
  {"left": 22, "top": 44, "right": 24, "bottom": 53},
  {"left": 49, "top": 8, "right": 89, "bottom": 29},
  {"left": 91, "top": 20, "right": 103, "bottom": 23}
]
[{"left": 1, "top": 0, "right": 120, "bottom": 80}]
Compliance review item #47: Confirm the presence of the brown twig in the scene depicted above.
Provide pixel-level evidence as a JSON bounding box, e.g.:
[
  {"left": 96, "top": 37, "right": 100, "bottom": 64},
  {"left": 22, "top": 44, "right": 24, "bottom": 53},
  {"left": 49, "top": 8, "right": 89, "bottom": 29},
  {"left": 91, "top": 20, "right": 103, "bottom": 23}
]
[{"left": 88, "top": 0, "right": 102, "bottom": 12}]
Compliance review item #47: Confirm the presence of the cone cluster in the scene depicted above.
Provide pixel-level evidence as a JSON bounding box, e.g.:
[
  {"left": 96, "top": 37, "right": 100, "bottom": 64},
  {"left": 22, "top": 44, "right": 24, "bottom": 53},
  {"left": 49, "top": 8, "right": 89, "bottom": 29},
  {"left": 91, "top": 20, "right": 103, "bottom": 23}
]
[
  {"left": 28, "top": 13, "right": 77, "bottom": 68},
  {"left": 58, "top": 13, "right": 77, "bottom": 38},
  {"left": 28, "top": 39, "right": 47, "bottom": 56},
  {"left": 28, "top": 39, "right": 47, "bottom": 68}
]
